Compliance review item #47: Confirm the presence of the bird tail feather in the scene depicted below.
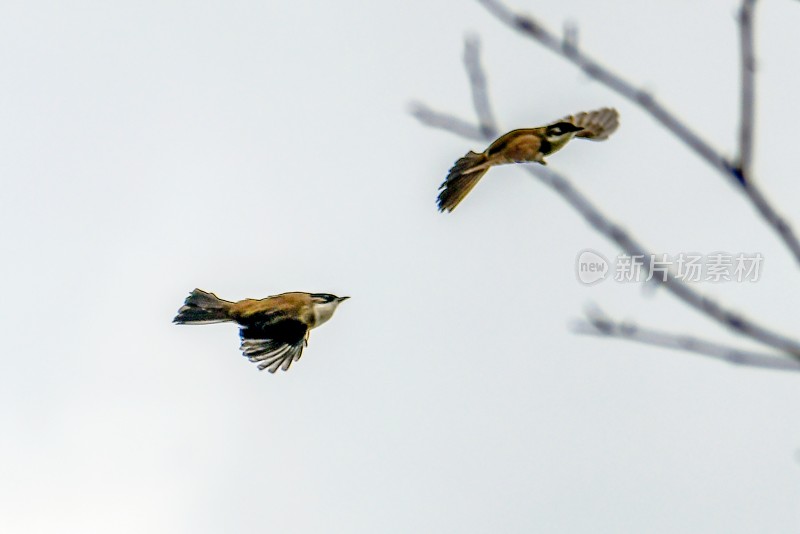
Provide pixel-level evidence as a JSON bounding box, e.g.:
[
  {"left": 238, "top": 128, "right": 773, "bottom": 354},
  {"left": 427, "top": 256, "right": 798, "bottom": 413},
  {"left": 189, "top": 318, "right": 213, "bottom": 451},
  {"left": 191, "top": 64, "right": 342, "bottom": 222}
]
[
  {"left": 437, "top": 151, "right": 490, "bottom": 212},
  {"left": 173, "top": 289, "right": 234, "bottom": 324}
]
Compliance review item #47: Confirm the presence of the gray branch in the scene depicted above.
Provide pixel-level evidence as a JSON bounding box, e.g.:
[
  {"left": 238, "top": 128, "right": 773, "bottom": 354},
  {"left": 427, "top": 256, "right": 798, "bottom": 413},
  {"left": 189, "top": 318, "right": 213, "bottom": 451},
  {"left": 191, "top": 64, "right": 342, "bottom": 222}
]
[
  {"left": 737, "top": 0, "right": 757, "bottom": 177},
  {"left": 574, "top": 305, "right": 800, "bottom": 372},
  {"left": 476, "top": 0, "right": 800, "bottom": 269},
  {"left": 408, "top": 102, "right": 486, "bottom": 141},
  {"left": 464, "top": 35, "right": 499, "bottom": 139}
]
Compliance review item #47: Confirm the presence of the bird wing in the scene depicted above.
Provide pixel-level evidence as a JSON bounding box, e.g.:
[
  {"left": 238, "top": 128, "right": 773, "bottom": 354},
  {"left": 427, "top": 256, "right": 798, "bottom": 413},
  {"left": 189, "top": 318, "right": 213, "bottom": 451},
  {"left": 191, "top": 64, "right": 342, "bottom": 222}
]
[
  {"left": 484, "top": 128, "right": 541, "bottom": 159},
  {"left": 239, "top": 318, "right": 309, "bottom": 373},
  {"left": 564, "top": 108, "right": 619, "bottom": 140}
]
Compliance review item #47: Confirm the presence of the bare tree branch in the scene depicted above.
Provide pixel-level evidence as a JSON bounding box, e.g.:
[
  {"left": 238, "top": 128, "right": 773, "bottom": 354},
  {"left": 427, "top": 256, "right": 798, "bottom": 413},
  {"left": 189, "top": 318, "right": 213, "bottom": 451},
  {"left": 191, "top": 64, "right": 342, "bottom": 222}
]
[
  {"left": 408, "top": 102, "right": 486, "bottom": 141},
  {"left": 738, "top": 0, "right": 757, "bottom": 177},
  {"left": 464, "top": 35, "right": 499, "bottom": 139},
  {"left": 573, "top": 305, "right": 800, "bottom": 372},
  {"left": 412, "top": 36, "right": 800, "bottom": 369},
  {"left": 743, "top": 185, "right": 800, "bottom": 262},
  {"left": 729, "top": 1, "right": 800, "bottom": 270},
  {"left": 475, "top": 0, "right": 800, "bottom": 270}
]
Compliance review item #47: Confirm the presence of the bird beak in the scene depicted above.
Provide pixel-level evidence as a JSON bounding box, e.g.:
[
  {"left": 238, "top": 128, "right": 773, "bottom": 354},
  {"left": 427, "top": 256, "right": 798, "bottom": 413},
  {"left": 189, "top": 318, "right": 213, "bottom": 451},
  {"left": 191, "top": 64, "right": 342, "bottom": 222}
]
[{"left": 337, "top": 296, "right": 350, "bottom": 302}]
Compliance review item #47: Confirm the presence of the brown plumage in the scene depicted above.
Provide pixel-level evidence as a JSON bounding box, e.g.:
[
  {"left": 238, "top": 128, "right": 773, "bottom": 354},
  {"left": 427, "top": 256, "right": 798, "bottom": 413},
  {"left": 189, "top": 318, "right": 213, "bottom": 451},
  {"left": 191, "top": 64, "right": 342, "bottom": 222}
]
[
  {"left": 173, "top": 289, "right": 348, "bottom": 373},
  {"left": 437, "top": 108, "right": 619, "bottom": 212}
]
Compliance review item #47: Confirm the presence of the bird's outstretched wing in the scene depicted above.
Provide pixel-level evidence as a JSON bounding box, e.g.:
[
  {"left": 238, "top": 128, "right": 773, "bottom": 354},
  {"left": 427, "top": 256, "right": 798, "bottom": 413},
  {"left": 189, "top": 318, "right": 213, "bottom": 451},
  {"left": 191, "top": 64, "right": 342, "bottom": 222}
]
[
  {"left": 564, "top": 108, "right": 619, "bottom": 140},
  {"left": 239, "top": 318, "right": 309, "bottom": 373}
]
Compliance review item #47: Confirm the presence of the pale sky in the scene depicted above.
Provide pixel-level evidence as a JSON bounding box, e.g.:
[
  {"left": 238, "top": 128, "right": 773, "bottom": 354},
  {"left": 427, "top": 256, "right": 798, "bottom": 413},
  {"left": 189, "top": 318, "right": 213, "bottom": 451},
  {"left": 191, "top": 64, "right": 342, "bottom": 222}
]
[{"left": 2, "top": 1, "right": 800, "bottom": 532}]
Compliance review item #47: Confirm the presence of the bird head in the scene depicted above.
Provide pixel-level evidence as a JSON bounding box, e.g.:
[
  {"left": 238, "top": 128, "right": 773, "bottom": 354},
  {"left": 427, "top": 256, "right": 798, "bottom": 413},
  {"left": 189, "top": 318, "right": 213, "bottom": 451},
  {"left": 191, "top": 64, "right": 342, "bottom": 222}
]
[
  {"left": 541, "top": 121, "right": 584, "bottom": 155},
  {"left": 545, "top": 121, "right": 584, "bottom": 142},
  {"left": 309, "top": 294, "right": 349, "bottom": 327}
]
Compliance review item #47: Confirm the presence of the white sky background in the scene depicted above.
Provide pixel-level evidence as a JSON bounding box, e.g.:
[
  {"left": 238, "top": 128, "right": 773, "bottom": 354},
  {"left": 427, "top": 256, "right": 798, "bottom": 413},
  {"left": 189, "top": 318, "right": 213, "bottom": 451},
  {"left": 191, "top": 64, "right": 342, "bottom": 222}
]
[{"left": 2, "top": 0, "right": 800, "bottom": 532}]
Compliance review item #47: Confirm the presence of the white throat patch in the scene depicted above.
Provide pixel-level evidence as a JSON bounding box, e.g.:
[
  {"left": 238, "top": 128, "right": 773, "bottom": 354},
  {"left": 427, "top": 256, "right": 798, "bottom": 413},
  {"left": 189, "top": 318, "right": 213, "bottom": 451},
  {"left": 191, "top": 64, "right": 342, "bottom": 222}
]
[{"left": 312, "top": 300, "right": 340, "bottom": 328}]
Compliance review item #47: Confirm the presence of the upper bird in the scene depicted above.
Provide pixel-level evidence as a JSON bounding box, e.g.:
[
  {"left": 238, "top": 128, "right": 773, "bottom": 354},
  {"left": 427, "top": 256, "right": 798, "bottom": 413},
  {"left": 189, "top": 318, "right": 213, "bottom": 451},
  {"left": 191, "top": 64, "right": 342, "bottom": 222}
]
[
  {"left": 437, "top": 108, "right": 619, "bottom": 212},
  {"left": 173, "top": 289, "right": 348, "bottom": 373}
]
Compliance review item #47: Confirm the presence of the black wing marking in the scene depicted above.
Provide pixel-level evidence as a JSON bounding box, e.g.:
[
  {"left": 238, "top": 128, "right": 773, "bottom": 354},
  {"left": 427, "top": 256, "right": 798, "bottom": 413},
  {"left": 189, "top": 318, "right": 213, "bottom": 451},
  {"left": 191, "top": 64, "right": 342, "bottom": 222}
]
[{"left": 239, "top": 318, "right": 309, "bottom": 373}]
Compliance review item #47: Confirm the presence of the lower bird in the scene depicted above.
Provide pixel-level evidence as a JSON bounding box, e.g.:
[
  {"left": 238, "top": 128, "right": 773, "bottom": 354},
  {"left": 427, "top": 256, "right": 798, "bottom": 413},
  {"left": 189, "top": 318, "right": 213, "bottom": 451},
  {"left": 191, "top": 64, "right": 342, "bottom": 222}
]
[
  {"left": 173, "top": 289, "right": 349, "bottom": 373},
  {"left": 437, "top": 107, "right": 619, "bottom": 212}
]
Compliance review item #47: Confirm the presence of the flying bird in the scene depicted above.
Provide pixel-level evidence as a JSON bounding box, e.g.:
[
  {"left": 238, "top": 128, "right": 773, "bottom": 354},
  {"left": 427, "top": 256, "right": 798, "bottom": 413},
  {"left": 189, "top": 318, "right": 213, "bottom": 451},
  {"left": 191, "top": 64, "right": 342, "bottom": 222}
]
[
  {"left": 173, "top": 289, "right": 349, "bottom": 373},
  {"left": 437, "top": 108, "right": 619, "bottom": 212}
]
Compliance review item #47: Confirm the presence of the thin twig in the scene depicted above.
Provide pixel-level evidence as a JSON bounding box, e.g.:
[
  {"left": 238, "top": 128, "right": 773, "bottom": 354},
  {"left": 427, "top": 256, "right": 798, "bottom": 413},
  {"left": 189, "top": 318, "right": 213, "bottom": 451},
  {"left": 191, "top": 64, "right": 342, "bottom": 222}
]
[
  {"left": 464, "top": 35, "right": 499, "bottom": 138},
  {"left": 573, "top": 305, "right": 800, "bottom": 372},
  {"left": 737, "top": 0, "right": 757, "bottom": 178},
  {"left": 408, "top": 102, "right": 486, "bottom": 141},
  {"left": 475, "top": 0, "right": 800, "bottom": 269},
  {"left": 412, "top": 36, "right": 800, "bottom": 366}
]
